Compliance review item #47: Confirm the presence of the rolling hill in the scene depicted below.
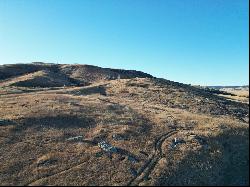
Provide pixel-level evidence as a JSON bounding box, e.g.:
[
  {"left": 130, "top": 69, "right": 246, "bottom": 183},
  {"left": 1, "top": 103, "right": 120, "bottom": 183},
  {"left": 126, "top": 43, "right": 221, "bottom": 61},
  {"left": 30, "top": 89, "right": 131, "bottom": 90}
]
[{"left": 0, "top": 63, "right": 249, "bottom": 186}]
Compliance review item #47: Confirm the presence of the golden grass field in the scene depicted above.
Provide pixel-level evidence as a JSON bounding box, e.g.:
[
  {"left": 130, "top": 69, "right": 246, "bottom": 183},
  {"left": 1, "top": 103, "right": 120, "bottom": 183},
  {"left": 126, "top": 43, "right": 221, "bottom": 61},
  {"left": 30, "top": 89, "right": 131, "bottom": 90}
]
[
  {"left": 218, "top": 88, "right": 249, "bottom": 104},
  {"left": 0, "top": 63, "right": 249, "bottom": 186}
]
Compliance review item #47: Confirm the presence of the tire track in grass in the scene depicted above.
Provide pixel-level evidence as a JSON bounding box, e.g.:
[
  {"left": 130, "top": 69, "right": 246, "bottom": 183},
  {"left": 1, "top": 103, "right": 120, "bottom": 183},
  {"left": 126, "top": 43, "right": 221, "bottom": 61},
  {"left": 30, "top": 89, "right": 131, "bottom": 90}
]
[
  {"left": 27, "top": 130, "right": 178, "bottom": 186},
  {"left": 26, "top": 158, "right": 90, "bottom": 186},
  {"left": 127, "top": 130, "right": 178, "bottom": 186}
]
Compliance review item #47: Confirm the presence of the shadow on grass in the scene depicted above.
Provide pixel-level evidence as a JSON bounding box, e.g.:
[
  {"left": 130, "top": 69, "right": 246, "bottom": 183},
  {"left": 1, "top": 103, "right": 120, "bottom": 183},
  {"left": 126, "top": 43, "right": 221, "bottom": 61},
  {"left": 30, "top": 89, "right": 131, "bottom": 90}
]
[
  {"left": 10, "top": 101, "right": 154, "bottom": 143},
  {"left": 0, "top": 119, "right": 17, "bottom": 126},
  {"left": 156, "top": 127, "right": 249, "bottom": 186},
  {"left": 13, "top": 114, "right": 96, "bottom": 133},
  {"left": 70, "top": 85, "right": 107, "bottom": 96}
]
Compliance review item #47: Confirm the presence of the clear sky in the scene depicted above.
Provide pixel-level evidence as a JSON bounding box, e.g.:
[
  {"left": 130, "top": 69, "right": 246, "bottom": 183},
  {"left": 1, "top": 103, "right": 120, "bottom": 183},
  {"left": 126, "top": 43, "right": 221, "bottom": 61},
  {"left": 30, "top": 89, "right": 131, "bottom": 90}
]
[{"left": 0, "top": 0, "right": 249, "bottom": 86}]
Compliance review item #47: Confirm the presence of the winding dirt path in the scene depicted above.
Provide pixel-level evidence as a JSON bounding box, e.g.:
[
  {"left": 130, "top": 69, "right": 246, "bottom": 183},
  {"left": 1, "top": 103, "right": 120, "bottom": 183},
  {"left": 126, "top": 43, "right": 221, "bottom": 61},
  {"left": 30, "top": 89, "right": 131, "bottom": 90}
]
[{"left": 127, "top": 130, "right": 178, "bottom": 186}]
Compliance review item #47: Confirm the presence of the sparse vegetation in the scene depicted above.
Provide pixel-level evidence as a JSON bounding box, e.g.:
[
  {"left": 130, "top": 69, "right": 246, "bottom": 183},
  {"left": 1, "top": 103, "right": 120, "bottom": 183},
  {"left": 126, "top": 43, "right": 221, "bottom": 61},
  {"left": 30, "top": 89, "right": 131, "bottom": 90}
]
[{"left": 0, "top": 63, "right": 248, "bottom": 186}]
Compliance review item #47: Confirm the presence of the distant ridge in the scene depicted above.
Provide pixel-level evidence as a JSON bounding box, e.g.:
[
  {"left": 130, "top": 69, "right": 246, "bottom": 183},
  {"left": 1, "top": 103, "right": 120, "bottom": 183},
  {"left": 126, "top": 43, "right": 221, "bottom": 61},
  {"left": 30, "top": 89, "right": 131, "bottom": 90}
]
[
  {"left": 207, "top": 85, "right": 249, "bottom": 89},
  {"left": 0, "top": 62, "right": 154, "bottom": 86}
]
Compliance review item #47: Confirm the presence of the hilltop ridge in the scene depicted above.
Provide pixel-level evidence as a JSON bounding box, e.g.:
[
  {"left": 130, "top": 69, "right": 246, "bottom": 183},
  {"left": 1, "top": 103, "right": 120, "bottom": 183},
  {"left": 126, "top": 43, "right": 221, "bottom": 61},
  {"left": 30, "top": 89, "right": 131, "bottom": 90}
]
[{"left": 0, "top": 63, "right": 153, "bottom": 85}]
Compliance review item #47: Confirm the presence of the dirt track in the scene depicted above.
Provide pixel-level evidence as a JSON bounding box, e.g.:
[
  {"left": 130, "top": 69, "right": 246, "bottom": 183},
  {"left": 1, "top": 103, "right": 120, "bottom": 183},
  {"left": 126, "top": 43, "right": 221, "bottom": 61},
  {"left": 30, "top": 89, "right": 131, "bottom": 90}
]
[{"left": 127, "top": 130, "right": 178, "bottom": 186}]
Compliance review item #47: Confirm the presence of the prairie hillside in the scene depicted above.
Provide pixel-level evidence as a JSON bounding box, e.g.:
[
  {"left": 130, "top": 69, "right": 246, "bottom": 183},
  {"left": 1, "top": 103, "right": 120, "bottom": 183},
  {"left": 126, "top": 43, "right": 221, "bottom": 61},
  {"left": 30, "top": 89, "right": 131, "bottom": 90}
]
[{"left": 0, "top": 63, "right": 249, "bottom": 186}]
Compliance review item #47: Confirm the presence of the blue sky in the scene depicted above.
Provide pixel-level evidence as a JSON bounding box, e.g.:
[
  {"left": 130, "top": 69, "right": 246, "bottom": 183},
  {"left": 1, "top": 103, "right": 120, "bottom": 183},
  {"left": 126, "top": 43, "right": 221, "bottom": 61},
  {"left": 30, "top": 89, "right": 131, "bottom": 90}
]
[{"left": 0, "top": 0, "right": 249, "bottom": 86}]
